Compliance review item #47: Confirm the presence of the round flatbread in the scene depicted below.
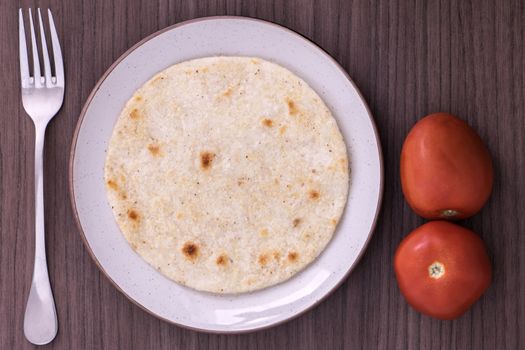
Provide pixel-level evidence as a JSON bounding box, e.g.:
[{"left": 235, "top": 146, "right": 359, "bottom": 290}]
[{"left": 104, "top": 56, "right": 349, "bottom": 293}]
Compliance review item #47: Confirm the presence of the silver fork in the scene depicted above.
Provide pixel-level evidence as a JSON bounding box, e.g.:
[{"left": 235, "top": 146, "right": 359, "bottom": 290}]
[{"left": 19, "top": 8, "right": 64, "bottom": 345}]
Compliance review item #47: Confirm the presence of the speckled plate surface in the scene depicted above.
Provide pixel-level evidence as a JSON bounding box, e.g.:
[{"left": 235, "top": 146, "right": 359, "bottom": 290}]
[{"left": 70, "top": 16, "right": 383, "bottom": 333}]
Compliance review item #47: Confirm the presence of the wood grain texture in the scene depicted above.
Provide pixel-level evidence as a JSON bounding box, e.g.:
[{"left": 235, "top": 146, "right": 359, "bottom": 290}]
[{"left": 1, "top": 0, "right": 524, "bottom": 349}]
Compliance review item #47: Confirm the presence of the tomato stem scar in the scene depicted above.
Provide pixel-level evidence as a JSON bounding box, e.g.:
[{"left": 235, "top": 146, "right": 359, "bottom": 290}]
[
  {"left": 441, "top": 209, "right": 460, "bottom": 218},
  {"left": 428, "top": 261, "right": 445, "bottom": 279}
]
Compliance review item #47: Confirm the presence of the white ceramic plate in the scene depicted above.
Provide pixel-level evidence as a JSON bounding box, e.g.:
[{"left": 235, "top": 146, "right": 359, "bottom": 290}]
[{"left": 70, "top": 16, "right": 383, "bottom": 333}]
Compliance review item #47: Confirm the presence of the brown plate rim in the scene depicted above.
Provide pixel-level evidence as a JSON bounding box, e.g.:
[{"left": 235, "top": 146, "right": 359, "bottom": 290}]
[{"left": 68, "top": 15, "right": 384, "bottom": 334}]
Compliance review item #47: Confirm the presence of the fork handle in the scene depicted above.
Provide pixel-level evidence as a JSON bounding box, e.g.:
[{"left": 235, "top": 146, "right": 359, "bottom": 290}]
[{"left": 23, "top": 124, "right": 58, "bottom": 345}]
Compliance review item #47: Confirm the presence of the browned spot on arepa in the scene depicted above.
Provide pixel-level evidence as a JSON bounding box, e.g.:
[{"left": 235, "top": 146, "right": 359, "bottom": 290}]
[
  {"left": 338, "top": 158, "right": 348, "bottom": 172},
  {"left": 107, "top": 179, "right": 119, "bottom": 191},
  {"left": 288, "top": 251, "right": 298, "bottom": 262},
  {"left": 182, "top": 242, "right": 199, "bottom": 261},
  {"left": 216, "top": 254, "right": 229, "bottom": 266},
  {"left": 147, "top": 144, "right": 161, "bottom": 156},
  {"left": 200, "top": 151, "right": 215, "bottom": 170},
  {"left": 129, "top": 108, "right": 142, "bottom": 120},
  {"left": 286, "top": 98, "right": 299, "bottom": 115},
  {"left": 258, "top": 254, "right": 269, "bottom": 266},
  {"left": 309, "top": 190, "right": 320, "bottom": 200},
  {"left": 127, "top": 209, "right": 139, "bottom": 221},
  {"left": 262, "top": 118, "right": 273, "bottom": 127},
  {"left": 222, "top": 86, "right": 234, "bottom": 97}
]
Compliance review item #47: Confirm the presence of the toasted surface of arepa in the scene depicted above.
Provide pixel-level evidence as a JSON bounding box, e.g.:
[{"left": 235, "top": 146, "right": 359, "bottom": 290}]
[{"left": 104, "top": 57, "right": 349, "bottom": 293}]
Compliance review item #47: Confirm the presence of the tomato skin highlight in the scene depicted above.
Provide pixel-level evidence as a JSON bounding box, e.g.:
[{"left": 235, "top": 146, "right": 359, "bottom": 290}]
[
  {"left": 400, "top": 113, "right": 493, "bottom": 219},
  {"left": 394, "top": 221, "right": 492, "bottom": 320}
]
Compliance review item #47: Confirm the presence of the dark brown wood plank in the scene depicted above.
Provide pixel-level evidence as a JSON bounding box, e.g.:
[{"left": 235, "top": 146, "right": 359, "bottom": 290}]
[{"left": 1, "top": 0, "right": 524, "bottom": 349}]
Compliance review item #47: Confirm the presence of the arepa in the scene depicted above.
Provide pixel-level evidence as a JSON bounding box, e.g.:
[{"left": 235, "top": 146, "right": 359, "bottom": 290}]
[{"left": 104, "top": 56, "right": 349, "bottom": 293}]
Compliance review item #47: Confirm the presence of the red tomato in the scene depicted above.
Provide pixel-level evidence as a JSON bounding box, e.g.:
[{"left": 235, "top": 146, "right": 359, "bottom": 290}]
[
  {"left": 400, "top": 113, "right": 493, "bottom": 219},
  {"left": 394, "top": 221, "right": 492, "bottom": 320}
]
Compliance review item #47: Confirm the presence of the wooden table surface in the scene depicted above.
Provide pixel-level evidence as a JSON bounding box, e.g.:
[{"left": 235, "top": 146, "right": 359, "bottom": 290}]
[{"left": 1, "top": 0, "right": 524, "bottom": 349}]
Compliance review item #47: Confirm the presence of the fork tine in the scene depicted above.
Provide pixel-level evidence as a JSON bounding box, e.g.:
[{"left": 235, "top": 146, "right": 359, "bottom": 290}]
[
  {"left": 18, "top": 9, "right": 30, "bottom": 88},
  {"left": 28, "top": 9, "right": 42, "bottom": 87},
  {"left": 47, "top": 9, "right": 64, "bottom": 86},
  {"left": 37, "top": 8, "right": 52, "bottom": 86}
]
